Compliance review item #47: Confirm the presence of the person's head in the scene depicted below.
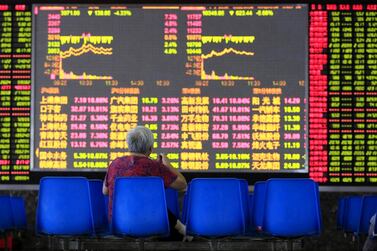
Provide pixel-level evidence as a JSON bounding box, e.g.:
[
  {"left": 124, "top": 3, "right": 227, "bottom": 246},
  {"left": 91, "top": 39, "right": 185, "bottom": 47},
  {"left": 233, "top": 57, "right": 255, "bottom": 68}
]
[{"left": 126, "top": 126, "right": 154, "bottom": 156}]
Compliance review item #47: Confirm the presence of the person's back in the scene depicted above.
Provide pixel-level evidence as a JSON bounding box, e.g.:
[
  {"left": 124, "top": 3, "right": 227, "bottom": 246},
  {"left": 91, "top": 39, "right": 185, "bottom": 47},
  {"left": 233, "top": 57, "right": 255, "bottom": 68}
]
[
  {"left": 103, "top": 125, "right": 189, "bottom": 241},
  {"left": 363, "top": 214, "right": 377, "bottom": 251},
  {"left": 104, "top": 154, "right": 178, "bottom": 219}
]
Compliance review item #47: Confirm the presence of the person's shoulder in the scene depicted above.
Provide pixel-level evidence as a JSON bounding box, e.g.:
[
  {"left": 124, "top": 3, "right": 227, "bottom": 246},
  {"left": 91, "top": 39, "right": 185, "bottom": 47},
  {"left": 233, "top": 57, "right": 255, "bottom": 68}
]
[
  {"left": 111, "top": 156, "right": 123, "bottom": 163},
  {"left": 138, "top": 156, "right": 159, "bottom": 166},
  {"left": 110, "top": 156, "right": 131, "bottom": 167}
]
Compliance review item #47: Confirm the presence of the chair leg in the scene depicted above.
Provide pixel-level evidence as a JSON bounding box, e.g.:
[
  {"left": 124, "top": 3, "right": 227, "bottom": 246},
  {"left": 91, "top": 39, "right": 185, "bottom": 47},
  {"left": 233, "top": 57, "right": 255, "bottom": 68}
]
[
  {"left": 77, "top": 238, "right": 82, "bottom": 251},
  {"left": 287, "top": 239, "right": 293, "bottom": 251},
  {"left": 271, "top": 241, "right": 276, "bottom": 251},
  {"left": 47, "top": 236, "right": 52, "bottom": 250},
  {"left": 63, "top": 238, "right": 69, "bottom": 251},
  {"left": 138, "top": 239, "right": 145, "bottom": 251},
  {"left": 208, "top": 240, "right": 215, "bottom": 251}
]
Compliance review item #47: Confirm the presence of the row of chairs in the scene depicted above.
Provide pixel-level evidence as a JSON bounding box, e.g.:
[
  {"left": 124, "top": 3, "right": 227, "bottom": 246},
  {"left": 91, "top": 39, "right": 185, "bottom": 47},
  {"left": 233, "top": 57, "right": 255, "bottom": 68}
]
[
  {"left": 180, "top": 178, "right": 322, "bottom": 238},
  {"left": 0, "top": 196, "right": 27, "bottom": 232},
  {"left": 37, "top": 177, "right": 180, "bottom": 237},
  {"left": 337, "top": 195, "right": 377, "bottom": 236},
  {"left": 37, "top": 177, "right": 108, "bottom": 236},
  {"left": 37, "top": 177, "right": 322, "bottom": 241},
  {"left": 0, "top": 196, "right": 27, "bottom": 250}
]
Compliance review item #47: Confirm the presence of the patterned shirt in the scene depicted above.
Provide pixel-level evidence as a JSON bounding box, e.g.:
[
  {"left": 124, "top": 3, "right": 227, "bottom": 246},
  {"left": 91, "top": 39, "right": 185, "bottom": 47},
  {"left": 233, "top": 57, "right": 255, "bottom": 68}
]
[{"left": 105, "top": 155, "right": 177, "bottom": 219}]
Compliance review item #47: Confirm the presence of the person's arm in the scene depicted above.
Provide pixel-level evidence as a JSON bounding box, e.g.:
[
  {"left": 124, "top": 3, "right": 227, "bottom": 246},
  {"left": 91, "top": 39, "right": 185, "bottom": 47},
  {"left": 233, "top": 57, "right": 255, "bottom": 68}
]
[
  {"left": 160, "top": 153, "right": 187, "bottom": 191},
  {"left": 102, "top": 180, "right": 109, "bottom": 195},
  {"left": 102, "top": 173, "right": 109, "bottom": 195}
]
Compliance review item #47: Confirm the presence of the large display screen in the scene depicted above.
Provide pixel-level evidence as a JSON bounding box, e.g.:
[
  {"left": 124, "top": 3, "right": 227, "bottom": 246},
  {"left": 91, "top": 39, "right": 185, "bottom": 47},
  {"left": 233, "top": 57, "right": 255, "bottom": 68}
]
[
  {"left": 31, "top": 4, "right": 308, "bottom": 173},
  {"left": 1, "top": 2, "right": 377, "bottom": 186}
]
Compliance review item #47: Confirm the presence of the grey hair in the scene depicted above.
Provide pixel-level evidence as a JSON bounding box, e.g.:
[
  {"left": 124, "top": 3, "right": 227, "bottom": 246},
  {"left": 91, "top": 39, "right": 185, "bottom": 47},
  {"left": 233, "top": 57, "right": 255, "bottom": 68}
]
[{"left": 126, "top": 126, "right": 154, "bottom": 154}]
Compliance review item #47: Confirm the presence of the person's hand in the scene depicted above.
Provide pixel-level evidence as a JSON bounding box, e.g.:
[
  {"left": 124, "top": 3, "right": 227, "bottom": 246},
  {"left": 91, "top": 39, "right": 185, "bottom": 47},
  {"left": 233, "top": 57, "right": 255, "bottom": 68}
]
[{"left": 159, "top": 153, "right": 170, "bottom": 165}]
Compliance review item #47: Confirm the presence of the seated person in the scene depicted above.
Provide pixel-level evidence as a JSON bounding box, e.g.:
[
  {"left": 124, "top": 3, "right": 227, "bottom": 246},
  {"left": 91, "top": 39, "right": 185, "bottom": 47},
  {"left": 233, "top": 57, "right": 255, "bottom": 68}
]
[
  {"left": 103, "top": 125, "right": 188, "bottom": 240},
  {"left": 364, "top": 213, "right": 377, "bottom": 251}
]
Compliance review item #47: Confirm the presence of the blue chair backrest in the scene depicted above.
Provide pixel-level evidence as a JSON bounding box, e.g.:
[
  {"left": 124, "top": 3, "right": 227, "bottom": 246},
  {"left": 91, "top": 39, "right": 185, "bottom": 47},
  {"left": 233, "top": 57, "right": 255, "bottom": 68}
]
[
  {"left": 337, "top": 197, "right": 346, "bottom": 230},
  {"left": 104, "top": 195, "right": 109, "bottom": 220},
  {"left": 181, "top": 181, "right": 192, "bottom": 224},
  {"left": 37, "top": 177, "right": 94, "bottom": 235},
  {"left": 186, "top": 178, "right": 245, "bottom": 237},
  {"left": 344, "top": 196, "right": 363, "bottom": 233},
  {"left": 315, "top": 182, "right": 323, "bottom": 231},
  {"left": 358, "top": 196, "right": 377, "bottom": 235},
  {"left": 251, "top": 181, "right": 266, "bottom": 230},
  {"left": 89, "top": 179, "right": 109, "bottom": 234},
  {"left": 112, "top": 177, "right": 170, "bottom": 237},
  {"left": 165, "top": 188, "right": 180, "bottom": 219},
  {"left": 181, "top": 191, "right": 188, "bottom": 224},
  {"left": 10, "top": 196, "right": 27, "bottom": 230},
  {"left": 263, "top": 178, "right": 322, "bottom": 237},
  {"left": 239, "top": 179, "right": 250, "bottom": 231},
  {"left": 0, "top": 196, "right": 14, "bottom": 232},
  {"left": 248, "top": 194, "right": 254, "bottom": 230}
]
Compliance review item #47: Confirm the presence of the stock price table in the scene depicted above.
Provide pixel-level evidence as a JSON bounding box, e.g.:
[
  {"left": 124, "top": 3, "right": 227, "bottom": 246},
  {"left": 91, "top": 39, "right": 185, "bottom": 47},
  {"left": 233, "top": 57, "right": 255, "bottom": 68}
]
[
  {"left": 32, "top": 5, "right": 308, "bottom": 173},
  {"left": 0, "top": 4, "right": 31, "bottom": 182},
  {"left": 310, "top": 3, "right": 377, "bottom": 184},
  {"left": 1, "top": 3, "right": 377, "bottom": 185}
]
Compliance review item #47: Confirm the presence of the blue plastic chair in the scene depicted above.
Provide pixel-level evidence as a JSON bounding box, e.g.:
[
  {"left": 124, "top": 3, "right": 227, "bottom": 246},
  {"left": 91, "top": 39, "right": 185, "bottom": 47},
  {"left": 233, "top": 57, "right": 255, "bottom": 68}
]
[
  {"left": 186, "top": 178, "right": 245, "bottom": 237},
  {"left": 248, "top": 194, "right": 254, "bottom": 231},
  {"left": 251, "top": 181, "right": 266, "bottom": 231},
  {"left": 112, "top": 177, "right": 170, "bottom": 237},
  {"left": 358, "top": 196, "right": 377, "bottom": 235},
  {"left": 104, "top": 195, "right": 109, "bottom": 220},
  {"left": 0, "top": 196, "right": 14, "bottom": 232},
  {"left": 89, "top": 180, "right": 109, "bottom": 235},
  {"left": 181, "top": 191, "right": 189, "bottom": 224},
  {"left": 315, "top": 182, "right": 323, "bottom": 231},
  {"left": 263, "top": 178, "right": 322, "bottom": 237},
  {"left": 10, "top": 196, "right": 27, "bottom": 230},
  {"left": 239, "top": 179, "right": 251, "bottom": 231},
  {"left": 36, "top": 177, "right": 94, "bottom": 236},
  {"left": 165, "top": 188, "right": 180, "bottom": 219},
  {"left": 337, "top": 197, "right": 346, "bottom": 230},
  {"left": 343, "top": 196, "right": 363, "bottom": 233}
]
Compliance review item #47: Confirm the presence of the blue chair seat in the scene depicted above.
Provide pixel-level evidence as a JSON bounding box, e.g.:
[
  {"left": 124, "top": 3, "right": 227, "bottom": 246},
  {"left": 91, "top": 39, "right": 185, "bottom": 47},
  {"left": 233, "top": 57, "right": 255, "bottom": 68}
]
[
  {"left": 239, "top": 179, "right": 251, "bottom": 233},
  {"left": 343, "top": 196, "right": 363, "bottom": 234},
  {"left": 251, "top": 181, "right": 266, "bottom": 232},
  {"left": 181, "top": 191, "right": 189, "bottom": 224},
  {"left": 165, "top": 188, "right": 180, "bottom": 219},
  {"left": 358, "top": 196, "right": 377, "bottom": 235},
  {"left": 263, "top": 178, "right": 322, "bottom": 237},
  {"left": 89, "top": 179, "right": 110, "bottom": 235},
  {"left": 0, "top": 196, "right": 14, "bottom": 232},
  {"left": 10, "top": 196, "right": 27, "bottom": 230},
  {"left": 112, "top": 177, "right": 170, "bottom": 237},
  {"left": 337, "top": 197, "right": 346, "bottom": 230},
  {"left": 37, "top": 177, "right": 94, "bottom": 236},
  {"left": 186, "top": 178, "right": 245, "bottom": 237}
]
